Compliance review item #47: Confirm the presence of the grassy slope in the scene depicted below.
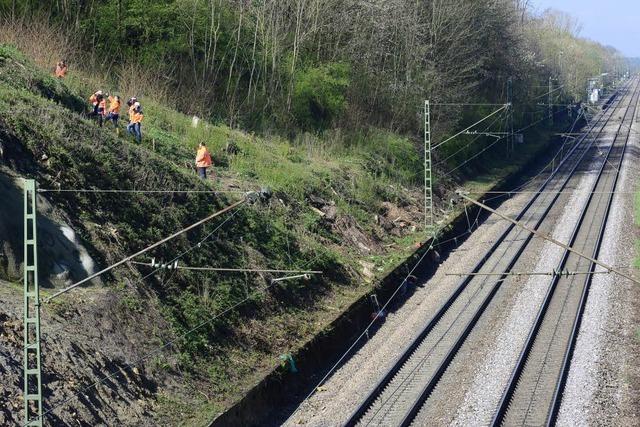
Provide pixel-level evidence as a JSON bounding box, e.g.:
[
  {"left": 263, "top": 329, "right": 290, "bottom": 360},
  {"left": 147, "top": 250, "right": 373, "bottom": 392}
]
[
  {"left": 0, "top": 43, "right": 565, "bottom": 424},
  {"left": 0, "top": 44, "right": 427, "bottom": 422}
]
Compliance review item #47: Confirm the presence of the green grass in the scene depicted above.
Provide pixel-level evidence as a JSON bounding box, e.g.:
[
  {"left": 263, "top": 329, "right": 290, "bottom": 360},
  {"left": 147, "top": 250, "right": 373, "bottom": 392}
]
[{"left": 47, "top": 59, "right": 421, "bottom": 209}]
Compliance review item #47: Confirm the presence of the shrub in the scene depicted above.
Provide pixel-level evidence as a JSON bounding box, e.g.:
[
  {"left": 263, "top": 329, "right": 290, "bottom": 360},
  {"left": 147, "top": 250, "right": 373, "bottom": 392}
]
[{"left": 292, "top": 62, "right": 350, "bottom": 131}]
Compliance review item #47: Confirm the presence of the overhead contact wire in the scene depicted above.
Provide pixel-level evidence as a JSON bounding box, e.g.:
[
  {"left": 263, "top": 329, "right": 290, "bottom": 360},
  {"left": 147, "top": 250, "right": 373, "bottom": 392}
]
[
  {"left": 39, "top": 207, "right": 242, "bottom": 342},
  {"left": 44, "top": 199, "right": 247, "bottom": 303},
  {"left": 38, "top": 188, "right": 248, "bottom": 194},
  {"left": 291, "top": 223, "right": 453, "bottom": 420}
]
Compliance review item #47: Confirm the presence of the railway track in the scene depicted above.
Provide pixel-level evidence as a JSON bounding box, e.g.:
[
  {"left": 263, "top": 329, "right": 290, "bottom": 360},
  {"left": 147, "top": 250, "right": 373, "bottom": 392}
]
[
  {"left": 344, "top": 79, "right": 635, "bottom": 427},
  {"left": 492, "top": 77, "right": 640, "bottom": 426}
]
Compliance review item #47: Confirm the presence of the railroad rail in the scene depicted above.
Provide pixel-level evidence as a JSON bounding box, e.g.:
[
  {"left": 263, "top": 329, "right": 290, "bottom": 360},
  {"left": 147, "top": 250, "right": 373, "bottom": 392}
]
[
  {"left": 492, "top": 77, "right": 640, "bottom": 426},
  {"left": 344, "top": 79, "right": 635, "bottom": 427}
]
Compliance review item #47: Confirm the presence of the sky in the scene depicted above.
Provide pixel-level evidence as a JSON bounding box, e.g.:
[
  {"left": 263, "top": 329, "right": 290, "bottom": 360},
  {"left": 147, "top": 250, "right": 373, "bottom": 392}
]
[{"left": 530, "top": 0, "right": 640, "bottom": 57}]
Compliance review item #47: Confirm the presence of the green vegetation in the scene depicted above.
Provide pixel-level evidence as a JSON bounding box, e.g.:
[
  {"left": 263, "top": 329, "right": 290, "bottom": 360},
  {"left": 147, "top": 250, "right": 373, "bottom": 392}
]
[
  {"left": 0, "top": 40, "right": 565, "bottom": 423},
  {"left": 0, "top": 2, "right": 627, "bottom": 142},
  {"left": 0, "top": 43, "right": 426, "bottom": 421},
  {"left": 292, "top": 62, "right": 350, "bottom": 131}
]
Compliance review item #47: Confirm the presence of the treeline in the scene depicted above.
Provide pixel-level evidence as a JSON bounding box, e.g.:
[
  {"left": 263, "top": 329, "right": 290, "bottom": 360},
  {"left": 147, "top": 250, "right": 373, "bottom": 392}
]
[{"left": 0, "top": 0, "right": 627, "bottom": 137}]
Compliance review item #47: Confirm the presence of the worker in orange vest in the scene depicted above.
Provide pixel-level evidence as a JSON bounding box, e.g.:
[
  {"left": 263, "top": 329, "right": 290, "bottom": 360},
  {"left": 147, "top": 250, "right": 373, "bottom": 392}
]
[
  {"left": 89, "top": 90, "right": 101, "bottom": 113},
  {"left": 195, "top": 142, "right": 213, "bottom": 179},
  {"left": 97, "top": 93, "right": 108, "bottom": 127},
  {"left": 126, "top": 97, "right": 137, "bottom": 122},
  {"left": 54, "top": 60, "right": 67, "bottom": 78},
  {"left": 106, "top": 95, "right": 122, "bottom": 128},
  {"left": 127, "top": 101, "right": 143, "bottom": 143},
  {"left": 88, "top": 90, "right": 106, "bottom": 125}
]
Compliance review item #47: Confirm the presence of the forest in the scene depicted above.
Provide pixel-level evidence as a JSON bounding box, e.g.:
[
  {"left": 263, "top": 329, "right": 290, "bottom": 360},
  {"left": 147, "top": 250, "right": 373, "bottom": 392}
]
[{"left": 1, "top": 0, "right": 626, "bottom": 143}]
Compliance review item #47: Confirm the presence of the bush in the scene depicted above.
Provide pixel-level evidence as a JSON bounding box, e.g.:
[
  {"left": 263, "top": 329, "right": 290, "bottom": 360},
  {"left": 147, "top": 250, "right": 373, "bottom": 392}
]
[
  {"left": 355, "top": 131, "right": 421, "bottom": 186},
  {"left": 292, "top": 62, "right": 350, "bottom": 131}
]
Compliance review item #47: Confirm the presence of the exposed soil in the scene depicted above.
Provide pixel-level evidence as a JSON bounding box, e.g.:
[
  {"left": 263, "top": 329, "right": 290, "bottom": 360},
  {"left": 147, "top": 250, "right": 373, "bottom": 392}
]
[
  {"left": 0, "top": 280, "right": 183, "bottom": 426},
  {"left": 283, "top": 181, "right": 531, "bottom": 426},
  {"left": 0, "top": 171, "right": 99, "bottom": 287}
]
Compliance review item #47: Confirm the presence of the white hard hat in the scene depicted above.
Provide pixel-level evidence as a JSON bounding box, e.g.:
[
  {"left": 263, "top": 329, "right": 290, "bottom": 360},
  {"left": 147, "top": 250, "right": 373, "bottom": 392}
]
[
  {"left": 134, "top": 102, "right": 141, "bottom": 107},
  {"left": 96, "top": 90, "right": 103, "bottom": 95}
]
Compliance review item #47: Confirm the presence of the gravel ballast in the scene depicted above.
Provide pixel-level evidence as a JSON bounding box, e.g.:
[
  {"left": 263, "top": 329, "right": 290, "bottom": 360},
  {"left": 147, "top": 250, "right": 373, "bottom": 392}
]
[
  {"left": 449, "top": 98, "right": 639, "bottom": 425},
  {"left": 284, "top": 190, "right": 528, "bottom": 426},
  {"left": 448, "top": 153, "right": 604, "bottom": 425},
  {"left": 556, "top": 97, "right": 640, "bottom": 426},
  {"left": 286, "top": 94, "right": 640, "bottom": 426}
]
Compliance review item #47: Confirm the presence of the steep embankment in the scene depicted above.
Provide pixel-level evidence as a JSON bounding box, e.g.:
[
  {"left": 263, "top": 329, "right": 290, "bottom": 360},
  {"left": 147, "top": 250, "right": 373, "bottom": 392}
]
[
  {"left": 0, "top": 45, "right": 427, "bottom": 425},
  {"left": 0, "top": 43, "right": 575, "bottom": 425}
]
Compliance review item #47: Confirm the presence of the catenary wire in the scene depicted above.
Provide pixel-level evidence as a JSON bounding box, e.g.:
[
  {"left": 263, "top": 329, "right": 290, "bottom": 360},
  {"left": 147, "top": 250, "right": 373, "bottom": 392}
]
[
  {"left": 481, "top": 89, "right": 634, "bottom": 203},
  {"left": 432, "top": 105, "right": 508, "bottom": 150},
  {"left": 130, "top": 261, "right": 322, "bottom": 275},
  {"left": 435, "top": 110, "right": 509, "bottom": 166},
  {"left": 289, "top": 219, "right": 454, "bottom": 420},
  {"left": 428, "top": 102, "right": 508, "bottom": 106},
  {"left": 480, "top": 109, "right": 587, "bottom": 202},
  {"left": 482, "top": 100, "right": 621, "bottom": 203},
  {"left": 44, "top": 199, "right": 247, "bottom": 302},
  {"left": 465, "top": 190, "right": 636, "bottom": 196},
  {"left": 37, "top": 188, "right": 248, "bottom": 194},
  {"left": 442, "top": 107, "right": 572, "bottom": 178},
  {"left": 38, "top": 207, "right": 243, "bottom": 342},
  {"left": 533, "top": 84, "right": 565, "bottom": 100},
  {"left": 473, "top": 116, "right": 585, "bottom": 203}
]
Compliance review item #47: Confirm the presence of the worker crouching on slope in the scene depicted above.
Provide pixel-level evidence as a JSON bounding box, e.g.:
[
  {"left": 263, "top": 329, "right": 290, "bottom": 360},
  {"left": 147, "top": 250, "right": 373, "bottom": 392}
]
[
  {"left": 88, "top": 90, "right": 106, "bottom": 126},
  {"left": 195, "top": 142, "right": 212, "bottom": 179},
  {"left": 54, "top": 60, "right": 67, "bottom": 78},
  {"left": 127, "top": 101, "right": 143, "bottom": 143},
  {"left": 106, "top": 95, "right": 122, "bottom": 130}
]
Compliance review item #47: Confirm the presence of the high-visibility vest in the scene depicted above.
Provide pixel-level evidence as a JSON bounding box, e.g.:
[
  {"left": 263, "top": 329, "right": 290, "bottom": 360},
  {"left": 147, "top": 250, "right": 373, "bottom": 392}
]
[
  {"left": 131, "top": 110, "right": 144, "bottom": 124},
  {"left": 55, "top": 64, "right": 67, "bottom": 78},
  {"left": 195, "top": 147, "right": 212, "bottom": 167},
  {"left": 109, "top": 97, "right": 121, "bottom": 114}
]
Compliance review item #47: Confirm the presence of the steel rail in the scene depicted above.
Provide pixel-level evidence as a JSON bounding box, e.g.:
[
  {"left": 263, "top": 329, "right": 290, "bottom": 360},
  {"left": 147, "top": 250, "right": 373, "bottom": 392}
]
[
  {"left": 398, "top": 85, "right": 630, "bottom": 424},
  {"left": 492, "top": 77, "right": 640, "bottom": 427},
  {"left": 343, "top": 82, "right": 630, "bottom": 427},
  {"left": 348, "top": 85, "right": 626, "bottom": 427},
  {"left": 402, "top": 81, "right": 637, "bottom": 426},
  {"left": 547, "top": 98, "right": 638, "bottom": 421},
  {"left": 547, "top": 89, "right": 638, "bottom": 423}
]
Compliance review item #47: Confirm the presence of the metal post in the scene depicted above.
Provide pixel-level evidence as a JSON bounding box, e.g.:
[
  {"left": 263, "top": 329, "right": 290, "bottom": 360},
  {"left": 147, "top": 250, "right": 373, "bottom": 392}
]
[
  {"left": 507, "top": 77, "right": 514, "bottom": 153},
  {"left": 23, "top": 179, "right": 43, "bottom": 426},
  {"left": 424, "top": 100, "right": 433, "bottom": 234},
  {"left": 548, "top": 76, "right": 554, "bottom": 125}
]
